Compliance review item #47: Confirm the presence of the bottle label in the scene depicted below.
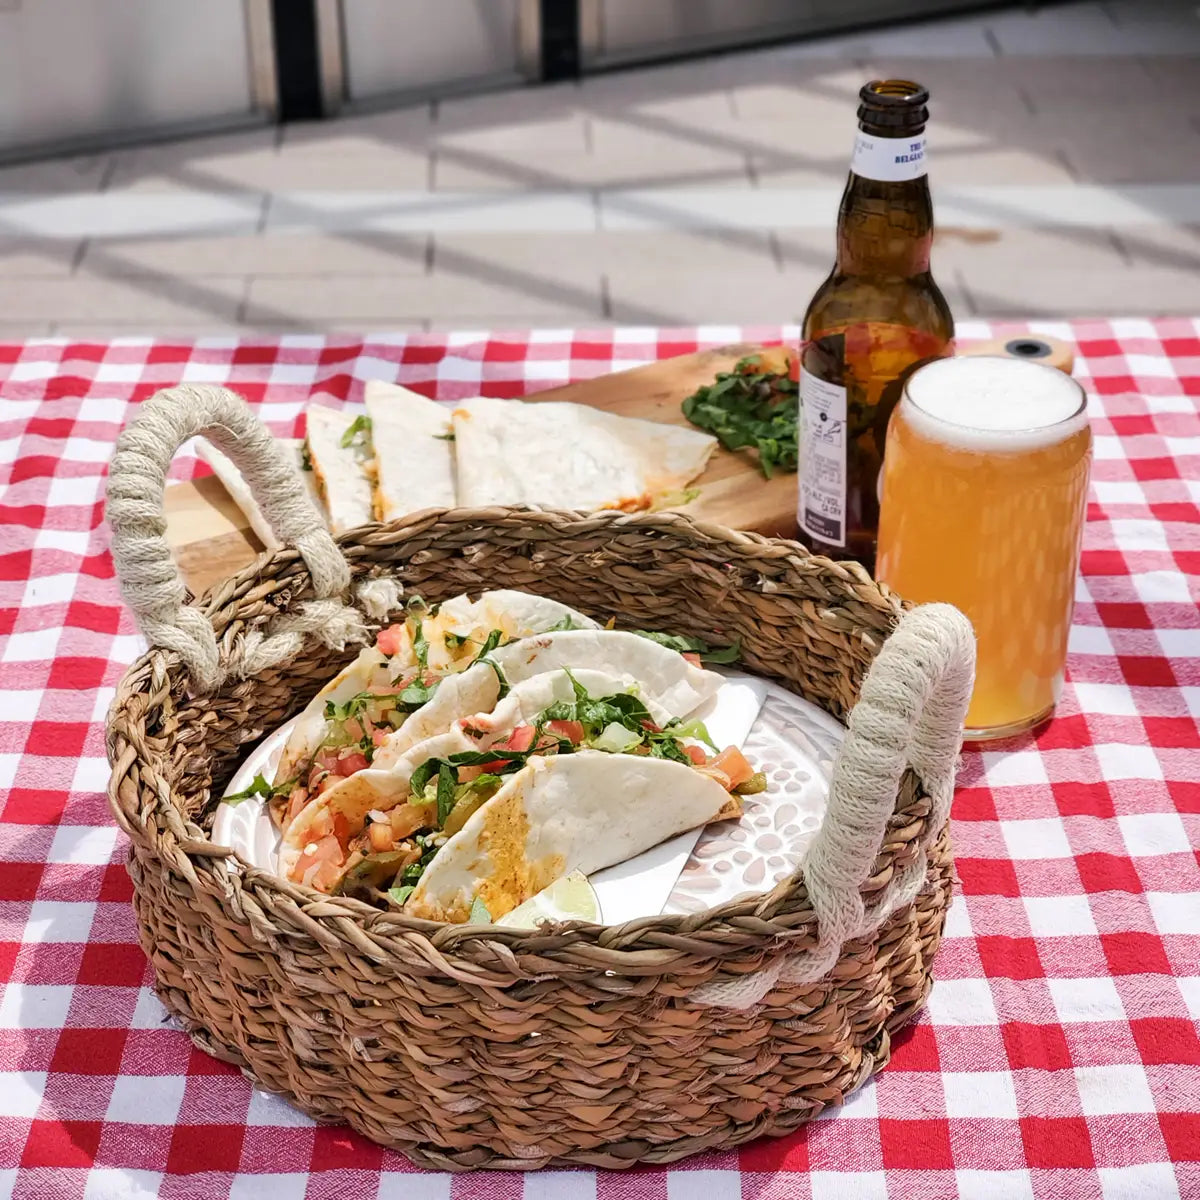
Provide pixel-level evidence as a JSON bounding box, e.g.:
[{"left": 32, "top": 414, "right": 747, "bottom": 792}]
[
  {"left": 798, "top": 368, "right": 848, "bottom": 548},
  {"left": 850, "top": 132, "right": 927, "bottom": 182}
]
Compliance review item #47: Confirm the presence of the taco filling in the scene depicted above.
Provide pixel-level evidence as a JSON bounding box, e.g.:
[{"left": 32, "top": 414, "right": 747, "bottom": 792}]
[{"left": 287, "top": 672, "right": 761, "bottom": 900}]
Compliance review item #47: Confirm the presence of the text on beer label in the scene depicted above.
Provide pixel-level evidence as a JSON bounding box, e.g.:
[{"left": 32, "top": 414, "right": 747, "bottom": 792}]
[
  {"left": 850, "top": 132, "right": 928, "bottom": 182},
  {"left": 798, "top": 368, "right": 848, "bottom": 548}
]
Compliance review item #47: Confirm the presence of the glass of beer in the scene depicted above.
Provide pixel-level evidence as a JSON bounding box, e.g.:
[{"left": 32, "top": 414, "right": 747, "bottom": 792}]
[{"left": 875, "top": 355, "right": 1092, "bottom": 740}]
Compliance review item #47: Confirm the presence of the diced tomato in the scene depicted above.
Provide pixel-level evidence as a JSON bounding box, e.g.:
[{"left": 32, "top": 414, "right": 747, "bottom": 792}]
[
  {"left": 707, "top": 746, "right": 755, "bottom": 789},
  {"left": 316, "top": 774, "right": 338, "bottom": 796},
  {"left": 695, "top": 764, "right": 732, "bottom": 790},
  {"left": 372, "top": 727, "right": 390, "bottom": 747},
  {"left": 368, "top": 822, "right": 393, "bottom": 853},
  {"left": 494, "top": 725, "right": 535, "bottom": 753},
  {"left": 641, "top": 719, "right": 661, "bottom": 734},
  {"left": 546, "top": 719, "right": 584, "bottom": 744},
  {"left": 684, "top": 744, "right": 708, "bottom": 766},
  {"left": 285, "top": 787, "right": 309, "bottom": 825},
  {"left": 335, "top": 751, "right": 370, "bottom": 777},
  {"left": 682, "top": 652, "right": 702, "bottom": 667},
  {"left": 316, "top": 750, "right": 340, "bottom": 775},
  {"left": 294, "top": 834, "right": 344, "bottom": 889},
  {"left": 457, "top": 763, "right": 492, "bottom": 783},
  {"left": 376, "top": 624, "right": 407, "bottom": 656},
  {"left": 332, "top": 812, "right": 350, "bottom": 845}
]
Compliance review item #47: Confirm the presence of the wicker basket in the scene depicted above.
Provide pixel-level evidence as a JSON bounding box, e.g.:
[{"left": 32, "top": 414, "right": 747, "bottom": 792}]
[{"left": 104, "top": 387, "right": 975, "bottom": 1171}]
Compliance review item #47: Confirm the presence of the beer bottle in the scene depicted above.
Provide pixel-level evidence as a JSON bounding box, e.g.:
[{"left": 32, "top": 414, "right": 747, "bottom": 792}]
[{"left": 798, "top": 79, "right": 954, "bottom": 570}]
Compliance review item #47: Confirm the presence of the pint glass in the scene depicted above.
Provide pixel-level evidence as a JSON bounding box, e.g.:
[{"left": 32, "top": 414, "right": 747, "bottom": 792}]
[{"left": 875, "top": 355, "right": 1092, "bottom": 740}]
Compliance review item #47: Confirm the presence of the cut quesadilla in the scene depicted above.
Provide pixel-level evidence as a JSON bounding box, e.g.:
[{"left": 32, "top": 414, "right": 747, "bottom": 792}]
[
  {"left": 451, "top": 396, "right": 718, "bottom": 511},
  {"left": 195, "top": 437, "right": 325, "bottom": 549},
  {"left": 364, "top": 380, "right": 456, "bottom": 521},
  {"left": 304, "top": 404, "right": 375, "bottom": 534}
]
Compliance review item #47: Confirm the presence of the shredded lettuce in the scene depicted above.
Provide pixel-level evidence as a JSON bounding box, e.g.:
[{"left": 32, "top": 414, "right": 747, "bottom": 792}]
[
  {"left": 388, "top": 884, "right": 415, "bottom": 905},
  {"left": 589, "top": 722, "right": 642, "bottom": 754},
  {"left": 468, "top": 896, "right": 492, "bottom": 924},
  {"left": 662, "top": 717, "right": 718, "bottom": 752}
]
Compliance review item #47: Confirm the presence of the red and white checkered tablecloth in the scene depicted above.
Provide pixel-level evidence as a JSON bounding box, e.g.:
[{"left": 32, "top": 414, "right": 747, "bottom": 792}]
[{"left": 1, "top": 319, "right": 1198, "bottom": 1200}]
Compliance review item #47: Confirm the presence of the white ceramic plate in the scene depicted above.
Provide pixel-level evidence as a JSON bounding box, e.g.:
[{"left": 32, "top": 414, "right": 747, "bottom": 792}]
[{"left": 211, "top": 670, "right": 843, "bottom": 922}]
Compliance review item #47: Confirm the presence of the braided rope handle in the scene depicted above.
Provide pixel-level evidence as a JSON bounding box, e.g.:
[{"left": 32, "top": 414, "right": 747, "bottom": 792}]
[
  {"left": 106, "top": 385, "right": 378, "bottom": 693},
  {"left": 691, "top": 602, "right": 976, "bottom": 1008}
]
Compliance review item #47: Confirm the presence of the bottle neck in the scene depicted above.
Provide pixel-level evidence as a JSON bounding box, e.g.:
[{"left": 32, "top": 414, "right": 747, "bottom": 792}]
[{"left": 835, "top": 128, "right": 933, "bottom": 278}]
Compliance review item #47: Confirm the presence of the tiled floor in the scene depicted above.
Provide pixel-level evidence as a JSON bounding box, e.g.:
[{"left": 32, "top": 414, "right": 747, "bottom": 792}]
[{"left": 1, "top": 0, "right": 1198, "bottom": 336}]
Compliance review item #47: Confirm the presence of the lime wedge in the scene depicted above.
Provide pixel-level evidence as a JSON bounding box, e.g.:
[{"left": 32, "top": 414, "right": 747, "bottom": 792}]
[{"left": 496, "top": 870, "right": 600, "bottom": 928}]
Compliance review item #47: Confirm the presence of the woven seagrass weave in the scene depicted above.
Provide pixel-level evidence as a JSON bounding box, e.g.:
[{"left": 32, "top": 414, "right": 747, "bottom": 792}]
[{"left": 106, "top": 503, "right": 959, "bottom": 1170}]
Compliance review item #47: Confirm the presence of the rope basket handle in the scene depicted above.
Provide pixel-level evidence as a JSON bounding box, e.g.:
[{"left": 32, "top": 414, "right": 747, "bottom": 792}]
[
  {"left": 692, "top": 602, "right": 975, "bottom": 1008},
  {"left": 106, "top": 385, "right": 366, "bottom": 693}
]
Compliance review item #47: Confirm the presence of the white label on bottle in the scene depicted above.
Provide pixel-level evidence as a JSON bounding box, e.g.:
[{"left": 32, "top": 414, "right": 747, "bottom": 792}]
[
  {"left": 798, "top": 368, "right": 848, "bottom": 548},
  {"left": 850, "top": 132, "right": 927, "bottom": 182}
]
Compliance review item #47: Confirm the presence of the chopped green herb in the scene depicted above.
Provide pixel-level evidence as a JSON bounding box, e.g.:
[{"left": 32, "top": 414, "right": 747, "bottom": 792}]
[
  {"left": 434, "top": 432, "right": 455, "bottom": 441},
  {"left": 444, "top": 632, "right": 467, "bottom": 649},
  {"left": 436, "top": 762, "right": 457, "bottom": 826},
  {"left": 340, "top": 414, "right": 373, "bottom": 451},
  {"left": 388, "top": 884, "right": 415, "bottom": 905},
  {"left": 411, "top": 618, "right": 429, "bottom": 670},
  {"left": 474, "top": 629, "right": 504, "bottom": 659},
  {"left": 682, "top": 356, "right": 797, "bottom": 478},
  {"left": 300, "top": 442, "right": 313, "bottom": 471},
  {"left": 633, "top": 630, "right": 741, "bottom": 664},
  {"left": 545, "top": 614, "right": 580, "bottom": 632},
  {"left": 223, "top": 773, "right": 284, "bottom": 805},
  {"left": 397, "top": 678, "right": 438, "bottom": 710}
]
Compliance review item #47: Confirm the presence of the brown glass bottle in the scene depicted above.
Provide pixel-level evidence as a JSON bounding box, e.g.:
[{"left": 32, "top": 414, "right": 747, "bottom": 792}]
[{"left": 798, "top": 79, "right": 954, "bottom": 571}]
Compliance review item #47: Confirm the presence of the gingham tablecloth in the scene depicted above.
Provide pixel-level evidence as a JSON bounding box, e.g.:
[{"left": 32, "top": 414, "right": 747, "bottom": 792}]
[{"left": 1, "top": 319, "right": 1198, "bottom": 1200}]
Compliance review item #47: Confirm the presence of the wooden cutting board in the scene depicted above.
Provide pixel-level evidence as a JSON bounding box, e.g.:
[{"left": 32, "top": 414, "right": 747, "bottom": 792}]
[{"left": 164, "top": 343, "right": 798, "bottom": 595}]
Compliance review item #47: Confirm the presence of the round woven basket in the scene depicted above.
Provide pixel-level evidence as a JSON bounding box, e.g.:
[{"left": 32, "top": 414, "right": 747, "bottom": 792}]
[{"left": 104, "top": 387, "right": 974, "bottom": 1171}]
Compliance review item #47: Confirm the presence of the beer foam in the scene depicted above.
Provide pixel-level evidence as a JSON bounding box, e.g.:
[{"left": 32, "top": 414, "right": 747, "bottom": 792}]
[{"left": 904, "top": 356, "right": 1088, "bottom": 452}]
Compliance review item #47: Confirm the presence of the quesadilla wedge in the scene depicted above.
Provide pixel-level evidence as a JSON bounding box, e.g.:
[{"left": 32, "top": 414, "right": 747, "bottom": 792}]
[
  {"left": 304, "top": 404, "right": 375, "bottom": 534},
  {"left": 364, "top": 380, "right": 456, "bottom": 521},
  {"left": 195, "top": 437, "right": 325, "bottom": 548},
  {"left": 376, "top": 628, "right": 722, "bottom": 763},
  {"left": 280, "top": 668, "right": 757, "bottom": 902},
  {"left": 451, "top": 396, "right": 717, "bottom": 512},
  {"left": 268, "top": 590, "right": 597, "bottom": 832}
]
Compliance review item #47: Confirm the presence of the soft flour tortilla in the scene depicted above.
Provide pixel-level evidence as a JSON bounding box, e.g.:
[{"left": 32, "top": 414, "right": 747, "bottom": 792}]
[
  {"left": 304, "top": 404, "right": 375, "bottom": 534},
  {"left": 405, "top": 751, "right": 733, "bottom": 922},
  {"left": 279, "top": 667, "right": 667, "bottom": 879},
  {"left": 364, "top": 381, "right": 456, "bottom": 522},
  {"left": 452, "top": 396, "right": 717, "bottom": 511},
  {"left": 272, "top": 590, "right": 598, "bottom": 799},
  {"left": 195, "top": 437, "right": 325, "bottom": 548},
  {"left": 373, "top": 628, "right": 723, "bottom": 764}
]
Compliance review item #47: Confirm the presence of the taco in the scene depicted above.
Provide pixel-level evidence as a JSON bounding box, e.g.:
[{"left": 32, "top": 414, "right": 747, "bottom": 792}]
[
  {"left": 376, "top": 628, "right": 722, "bottom": 763},
  {"left": 267, "top": 590, "right": 597, "bottom": 832},
  {"left": 280, "top": 667, "right": 758, "bottom": 904}
]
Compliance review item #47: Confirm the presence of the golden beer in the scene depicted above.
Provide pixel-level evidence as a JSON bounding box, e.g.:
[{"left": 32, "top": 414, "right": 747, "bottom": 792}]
[{"left": 875, "top": 356, "right": 1092, "bottom": 739}]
